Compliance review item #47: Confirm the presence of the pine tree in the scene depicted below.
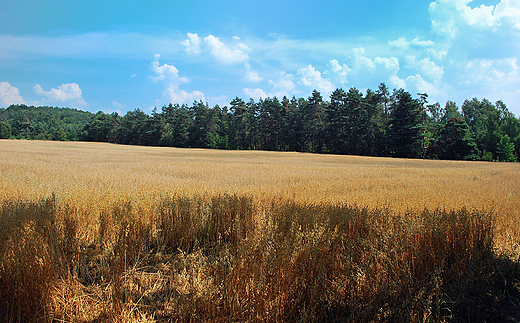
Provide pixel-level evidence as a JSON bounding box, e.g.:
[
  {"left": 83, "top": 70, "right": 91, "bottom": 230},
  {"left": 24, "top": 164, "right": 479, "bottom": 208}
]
[{"left": 387, "top": 89, "right": 425, "bottom": 158}]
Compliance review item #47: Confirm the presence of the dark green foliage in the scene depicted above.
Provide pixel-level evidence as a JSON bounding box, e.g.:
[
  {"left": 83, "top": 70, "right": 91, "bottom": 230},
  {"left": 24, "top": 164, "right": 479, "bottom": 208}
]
[
  {"left": 2, "top": 88, "right": 518, "bottom": 162},
  {"left": 83, "top": 111, "right": 120, "bottom": 142},
  {"left": 387, "top": 89, "right": 426, "bottom": 158},
  {"left": 460, "top": 98, "right": 519, "bottom": 160},
  {"left": 0, "top": 121, "right": 11, "bottom": 139},
  {"left": 497, "top": 135, "right": 517, "bottom": 162},
  {"left": 428, "top": 118, "right": 480, "bottom": 160},
  {"left": 0, "top": 104, "right": 93, "bottom": 141}
]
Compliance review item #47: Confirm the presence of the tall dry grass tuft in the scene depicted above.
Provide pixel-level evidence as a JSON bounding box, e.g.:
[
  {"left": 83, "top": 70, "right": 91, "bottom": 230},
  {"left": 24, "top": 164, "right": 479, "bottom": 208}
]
[
  {"left": 1, "top": 192, "right": 517, "bottom": 322},
  {"left": 1, "top": 193, "right": 514, "bottom": 322},
  {"left": 0, "top": 196, "right": 59, "bottom": 322},
  {"left": 215, "top": 202, "right": 499, "bottom": 322}
]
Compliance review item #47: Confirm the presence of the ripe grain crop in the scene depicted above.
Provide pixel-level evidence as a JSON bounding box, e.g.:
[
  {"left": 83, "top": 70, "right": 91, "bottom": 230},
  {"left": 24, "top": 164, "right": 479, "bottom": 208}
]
[{"left": 0, "top": 140, "right": 519, "bottom": 322}]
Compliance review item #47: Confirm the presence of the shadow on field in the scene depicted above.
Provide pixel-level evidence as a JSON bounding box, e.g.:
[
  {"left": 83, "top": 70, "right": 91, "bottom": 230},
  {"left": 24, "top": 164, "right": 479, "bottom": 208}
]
[{"left": 1, "top": 195, "right": 519, "bottom": 322}]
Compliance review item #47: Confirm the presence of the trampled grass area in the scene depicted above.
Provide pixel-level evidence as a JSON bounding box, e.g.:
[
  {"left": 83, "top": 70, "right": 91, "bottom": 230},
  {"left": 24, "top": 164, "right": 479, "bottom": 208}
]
[{"left": 1, "top": 140, "right": 519, "bottom": 322}]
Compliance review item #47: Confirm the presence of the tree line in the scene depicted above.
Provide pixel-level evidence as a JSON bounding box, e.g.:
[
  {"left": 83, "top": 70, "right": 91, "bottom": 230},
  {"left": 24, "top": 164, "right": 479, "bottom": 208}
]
[{"left": 1, "top": 84, "right": 518, "bottom": 162}]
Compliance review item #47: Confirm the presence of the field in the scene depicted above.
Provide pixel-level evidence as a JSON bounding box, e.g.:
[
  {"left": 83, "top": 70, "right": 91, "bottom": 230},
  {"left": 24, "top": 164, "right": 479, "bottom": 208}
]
[{"left": 1, "top": 140, "right": 519, "bottom": 322}]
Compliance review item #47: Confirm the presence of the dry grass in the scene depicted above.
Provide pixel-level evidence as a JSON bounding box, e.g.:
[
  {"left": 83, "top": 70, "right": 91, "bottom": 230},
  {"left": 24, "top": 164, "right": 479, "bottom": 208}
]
[{"left": 0, "top": 139, "right": 519, "bottom": 322}]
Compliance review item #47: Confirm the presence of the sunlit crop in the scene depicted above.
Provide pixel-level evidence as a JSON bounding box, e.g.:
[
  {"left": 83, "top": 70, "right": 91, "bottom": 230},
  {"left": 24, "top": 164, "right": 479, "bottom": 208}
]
[{"left": 1, "top": 140, "right": 519, "bottom": 322}]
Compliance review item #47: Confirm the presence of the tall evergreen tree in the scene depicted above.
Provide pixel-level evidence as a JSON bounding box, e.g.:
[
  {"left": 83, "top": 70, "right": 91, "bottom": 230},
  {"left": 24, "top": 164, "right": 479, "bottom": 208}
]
[
  {"left": 387, "top": 89, "right": 425, "bottom": 158},
  {"left": 376, "top": 83, "right": 391, "bottom": 156},
  {"left": 326, "top": 88, "right": 348, "bottom": 154}
]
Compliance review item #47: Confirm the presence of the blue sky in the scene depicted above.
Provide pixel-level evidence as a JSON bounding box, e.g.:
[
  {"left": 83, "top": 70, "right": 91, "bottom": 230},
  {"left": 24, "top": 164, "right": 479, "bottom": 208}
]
[{"left": 1, "top": 0, "right": 519, "bottom": 116}]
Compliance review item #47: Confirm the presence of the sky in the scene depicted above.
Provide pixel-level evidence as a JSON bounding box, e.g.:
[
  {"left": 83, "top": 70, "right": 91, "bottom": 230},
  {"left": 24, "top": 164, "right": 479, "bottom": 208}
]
[{"left": 1, "top": 0, "right": 519, "bottom": 116}]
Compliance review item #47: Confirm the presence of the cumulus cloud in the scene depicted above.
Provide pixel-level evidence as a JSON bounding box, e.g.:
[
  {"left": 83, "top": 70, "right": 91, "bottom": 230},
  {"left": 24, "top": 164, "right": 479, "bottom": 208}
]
[
  {"left": 405, "top": 56, "right": 444, "bottom": 80},
  {"left": 244, "top": 88, "right": 269, "bottom": 100},
  {"left": 165, "top": 85, "right": 205, "bottom": 104},
  {"left": 405, "top": 74, "right": 444, "bottom": 98},
  {"left": 150, "top": 53, "right": 188, "bottom": 83},
  {"left": 459, "top": 57, "right": 519, "bottom": 94},
  {"left": 429, "top": 0, "right": 520, "bottom": 58},
  {"left": 245, "top": 71, "right": 263, "bottom": 83},
  {"left": 150, "top": 54, "right": 205, "bottom": 104},
  {"left": 268, "top": 71, "right": 296, "bottom": 93},
  {"left": 181, "top": 33, "right": 250, "bottom": 65},
  {"left": 33, "top": 83, "right": 86, "bottom": 105},
  {"left": 429, "top": 0, "right": 496, "bottom": 38},
  {"left": 297, "top": 65, "right": 334, "bottom": 95},
  {"left": 418, "top": 0, "right": 520, "bottom": 108},
  {"left": 244, "top": 62, "right": 263, "bottom": 82},
  {"left": 0, "top": 82, "right": 26, "bottom": 106},
  {"left": 389, "top": 75, "right": 407, "bottom": 89},
  {"left": 180, "top": 33, "right": 201, "bottom": 55},
  {"left": 329, "top": 59, "right": 351, "bottom": 84},
  {"left": 204, "top": 35, "right": 250, "bottom": 65},
  {"left": 329, "top": 48, "right": 401, "bottom": 89}
]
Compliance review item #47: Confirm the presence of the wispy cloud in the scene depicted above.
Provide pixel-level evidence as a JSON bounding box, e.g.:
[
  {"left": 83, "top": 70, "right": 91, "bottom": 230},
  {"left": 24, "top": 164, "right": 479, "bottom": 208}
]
[{"left": 0, "top": 32, "right": 184, "bottom": 60}]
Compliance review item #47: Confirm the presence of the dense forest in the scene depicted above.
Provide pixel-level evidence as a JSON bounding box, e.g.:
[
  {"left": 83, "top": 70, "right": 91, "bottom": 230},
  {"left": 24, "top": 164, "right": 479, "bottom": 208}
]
[{"left": 1, "top": 84, "right": 519, "bottom": 162}]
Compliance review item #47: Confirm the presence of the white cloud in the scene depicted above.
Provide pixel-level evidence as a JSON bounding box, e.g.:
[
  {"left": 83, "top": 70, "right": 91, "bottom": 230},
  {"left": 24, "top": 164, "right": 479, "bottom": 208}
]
[
  {"left": 429, "top": 0, "right": 520, "bottom": 58},
  {"left": 207, "top": 95, "right": 228, "bottom": 107},
  {"left": 349, "top": 48, "right": 400, "bottom": 77},
  {"left": 389, "top": 37, "right": 435, "bottom": 49},
  {"left": 165, "top": 84, "right": 205, "bottom": 104},
  {"left": 181, "top": 33, "right": 250, "bottom": 65},
  {"left": 329, "top": 48, "right": 401, "bottom": 89},
  {"left": 203, "top": 35, "right": 250, "bottom": 65},
  {"left": 421, "top": 0, "right": 520, "bottom": 111},
  {"left": 460, "top": 57, "right": 519, "bottom": 89},
  {"left": 405, "top": 56, "right": 444, "bottom": 80},
  {"left": 112, "top": 101, "right": 125, "bottom": 110},
  {"left": 180, "top": 33, "right": 201, "bottom": 55},
  {"left": 245, "top": 71, "right": 263, "bottom": 83},
  {"left": 244, "top": 88, "right": 269, "bottom": 100},
  {"left": 374, "top": 56, "right": 400, "bottom": 76},
  {"left": 349, "top": 48, "right": 376, "bottom": 72},
  {"left": 33, "top": 83, "right": 86, "bottom": 105},
  {"left": 244, "top": 62, "right": 263, "bottom": 82},
  {"left": 328, "top": 59, "right": 351, "bottom": 84},
  {"left": 149, "top": 54, "right": 205, "bottom": 105},
  {"left": 429, "top": 0, "right": 495, "bottom": 38},
  {"left": 297, "top": 65, "right": 334, "bottom": 95},
  {"left": 0, "top": 82, "right": 26, "bottom": 106},
  {"left": 268, "top": 71, "right": 296, "bottom": 93},
  {"left": 149, "top": 53, "right": 187, "bottom": 83},
  {"left": 389, "top": 75, "right": 407, "bottom": 89},
  {"left": 405, "top": 74, "right": 444, "bottom": 98}
]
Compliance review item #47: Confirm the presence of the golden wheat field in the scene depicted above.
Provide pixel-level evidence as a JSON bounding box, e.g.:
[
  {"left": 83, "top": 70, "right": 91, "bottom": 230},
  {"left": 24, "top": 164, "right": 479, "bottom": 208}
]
[
  {"left": 1, "top": 139, "right": 520, "bottom": 322},
  {"left": 2, "top": 139, "right": 519, "bottom": 250}
]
